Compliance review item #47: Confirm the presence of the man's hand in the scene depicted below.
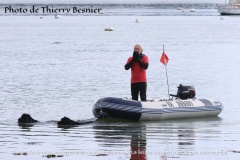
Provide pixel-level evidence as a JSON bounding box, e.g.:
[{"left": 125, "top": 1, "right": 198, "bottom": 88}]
[{"left": 132, "top": 51, "right": 139, "bottom": 61}]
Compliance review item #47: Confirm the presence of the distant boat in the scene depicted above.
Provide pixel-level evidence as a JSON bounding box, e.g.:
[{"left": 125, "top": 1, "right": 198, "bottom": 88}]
[
  {"left": 217, "top": 0, "right": 240, "bottom": 15},
  {"left": 176, "top": 5, "right": 183, "bottom": 10},
  {"left": 104, "top": 27, "right": 114, "bottom": 31},
  {"left": 190, "top": 8, "right": 196, "bottom": 12},
  {"left": 55, "top": 15, "right": 60, "bottom": 19}
]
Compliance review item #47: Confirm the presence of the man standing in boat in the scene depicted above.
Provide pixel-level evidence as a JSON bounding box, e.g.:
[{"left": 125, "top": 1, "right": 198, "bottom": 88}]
[{"left": 125, "top": 44, "right": 149, "bottom": 101}]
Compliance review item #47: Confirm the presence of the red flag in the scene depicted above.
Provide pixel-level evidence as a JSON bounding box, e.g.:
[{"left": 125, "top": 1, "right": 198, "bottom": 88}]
[{"left": 160, "top": 52, "right": 169, "bottom": 65}]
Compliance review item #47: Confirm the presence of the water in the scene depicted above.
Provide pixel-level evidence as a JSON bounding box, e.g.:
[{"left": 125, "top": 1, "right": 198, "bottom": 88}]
[
  {"left": 1, "top": 1, "right": 240, "bottom": 159},
  {"left": 0, "top": 0, "right": 225, "bottom": 16}
]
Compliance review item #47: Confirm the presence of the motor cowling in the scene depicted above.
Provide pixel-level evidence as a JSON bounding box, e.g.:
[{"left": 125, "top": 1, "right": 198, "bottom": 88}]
[{"left": 177, "top": 84, "right": 196, "bottom": 100}]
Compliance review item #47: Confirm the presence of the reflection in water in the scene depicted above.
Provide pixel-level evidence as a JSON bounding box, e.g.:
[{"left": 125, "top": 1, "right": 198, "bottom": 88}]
[
  {"left": 130, "top": 125, "right": 146, "bottom": 160},
  {"left": 57, "top": 124, "right": 79, "bottom": 130},
  {"left": 93, "top": 122, "right": 147, "bottom": 160},
  {"left": 93, "top": 117, "right": 222, "bottom": 159},
  {"left": 177, "top": 125, "right": 195, "bottom": 147},
  {"left": 18, "top": 123, "right": 35, "bottom": 131},
  {"left": 14, "top": 117, "right": 223, "bottom": 159},
  {"left": 176, "top": 117, "right": 222, "bottom": 150}
]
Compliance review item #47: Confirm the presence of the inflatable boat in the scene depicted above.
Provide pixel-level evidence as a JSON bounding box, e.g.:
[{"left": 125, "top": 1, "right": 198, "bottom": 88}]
[{"left": 92, "top": 85, "right": 223, "bottom": 121}]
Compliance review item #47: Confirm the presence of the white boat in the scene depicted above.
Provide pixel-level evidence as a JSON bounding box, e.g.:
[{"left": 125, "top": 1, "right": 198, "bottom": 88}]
[
  {"left": 190, "top": 8, "right": 196, "bottom": 12},
  {"left": 93, "top": 85, "right": 223, "bottom": 121},
  {"left": 176, "top": 6, "right": 183, "bottom": 10},
  {"left": 55, "top": 15, "right": 60, "bottom": 19},
  {"left": 217, "top": 0, "right": 240, "bottom": 15}
]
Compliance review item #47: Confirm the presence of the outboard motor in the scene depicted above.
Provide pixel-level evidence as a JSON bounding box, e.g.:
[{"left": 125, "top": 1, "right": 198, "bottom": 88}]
[{"left": 170, "top": 84, "right": 196, "bottom": 100}]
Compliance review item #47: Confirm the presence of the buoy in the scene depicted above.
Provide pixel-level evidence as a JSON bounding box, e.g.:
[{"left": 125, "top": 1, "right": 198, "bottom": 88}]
[
  {"left": 135, "top": 19, "right": 140, "bottom": 23},
  {"left": 55, "top": 15, "right": 60, "bottom": 19},
  {"left": 190, "top": 8, "right": 196, "bottom": 12},
  {"left": 104, "top": 27, "right": 113, "bottom": 31}
]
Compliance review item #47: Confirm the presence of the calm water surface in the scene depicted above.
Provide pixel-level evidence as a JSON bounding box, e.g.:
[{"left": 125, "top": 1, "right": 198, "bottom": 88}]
[{"left": 0, "top": 15, "right": 240, "bottom": 159}]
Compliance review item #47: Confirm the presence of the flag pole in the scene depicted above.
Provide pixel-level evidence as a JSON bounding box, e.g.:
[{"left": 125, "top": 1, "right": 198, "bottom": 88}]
[{"left": 163, "top": 44, "right": 170, "bottom": 100}]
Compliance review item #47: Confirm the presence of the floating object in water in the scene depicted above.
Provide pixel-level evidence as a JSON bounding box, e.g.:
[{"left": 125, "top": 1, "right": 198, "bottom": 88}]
[
  {"left": 190, "top": 8, "right": 196, "bottom": 12},
  {"left": 135, "top": 19, "right": 140, "bottom": 23},
  {"left": 220, "top": 17, "right": 224, "bottom": 20},
  {"left": 176, "top": 7, "right": 183, "bottom": 10},
  {"left": 104, "top": 27, "right": 114, "bottom": 31},
  {"left": 40, "top": 16, "right": 43, "bottom": 19},
  {"left": 99, "top": 10, "right": 104, "bottom": 14},
  {"left": 55, "top": 15, "right": 60, "bottom": 19},
  {"left": 93, "top": 85, "right": 223, "bottom": 121},
  {"left": 53, "top": 42, "right": 61, "bottom": 44}
]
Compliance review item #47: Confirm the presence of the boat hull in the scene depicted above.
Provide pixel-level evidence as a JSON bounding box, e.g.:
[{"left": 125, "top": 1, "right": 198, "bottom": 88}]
[
  {"left": 217, "top": 7, "right": 240, "bottom": 15},
  {"left": 92, "top": 97, "right": 223, "bottom": 121}
]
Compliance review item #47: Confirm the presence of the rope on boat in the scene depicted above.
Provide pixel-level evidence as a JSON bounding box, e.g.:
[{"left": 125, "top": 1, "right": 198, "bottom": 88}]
[{"left": 77, "top": 111, "right": 110, "bottom": 125}]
